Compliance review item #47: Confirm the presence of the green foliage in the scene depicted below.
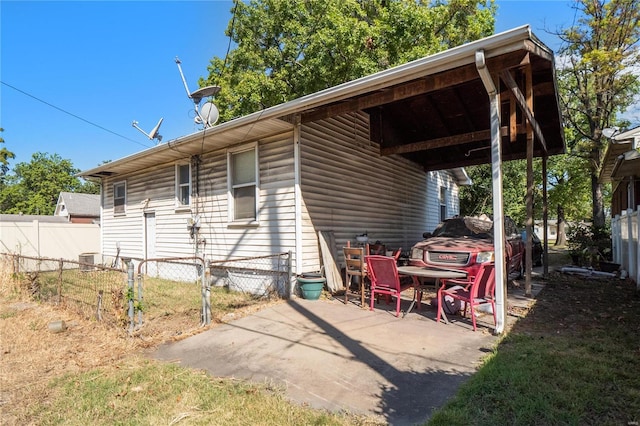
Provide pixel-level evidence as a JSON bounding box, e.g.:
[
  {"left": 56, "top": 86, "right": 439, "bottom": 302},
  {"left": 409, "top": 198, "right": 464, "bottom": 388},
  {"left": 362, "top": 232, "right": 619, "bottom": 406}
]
[
  {"left": 430, "top": 268, "right": 640, "bottom": 425},
  {"left": 544, "top": 152, "right": 592, "bottom": 223},
  {"left": 566, "top": 222, "right": 612, "bottom": 266},
  {"left": 37, "top": 361, "right": 359, "bottom": 425},
  {"left": 556, "top": 0, "right": 640, "bottom": 227},
  {"left": 0, "top": 152, "right": 98, "bottom": 215},
  {"left": 461, "top": 0, "right": 638, "bottom": 230},
  {"left": 0, "top": 128, "right": 16, "bottom": 181},
  {"left": 204, "top": 0, "right": 496, "bottom": 121},
  {"left": 459, "top": 160, "right": 530, "bottom": 226}
]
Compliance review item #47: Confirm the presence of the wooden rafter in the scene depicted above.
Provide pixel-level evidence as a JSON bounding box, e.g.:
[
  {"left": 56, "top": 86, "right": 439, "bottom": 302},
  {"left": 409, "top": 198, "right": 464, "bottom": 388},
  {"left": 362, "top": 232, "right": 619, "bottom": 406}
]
[
  {"left": 301, "top": 51, "right": 531, "bottom": 123},
  {"left": 499, "top": 69, "right": 547, "bottom": 153},
  {"left": 380, "top": 128, "right": 509, "bottom": 155}
]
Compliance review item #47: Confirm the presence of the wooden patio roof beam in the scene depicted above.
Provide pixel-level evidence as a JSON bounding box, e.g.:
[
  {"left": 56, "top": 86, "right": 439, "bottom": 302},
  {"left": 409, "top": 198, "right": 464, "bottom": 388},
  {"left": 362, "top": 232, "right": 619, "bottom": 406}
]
[
  {"left": 500, "top": 69, "right": 547, "bottom": 153},
  {"left": 380, "top": 127, "right": 512, "bottom": 155},
  {"left": 300, "top": 51, "right": 532, "bottom": 123}
]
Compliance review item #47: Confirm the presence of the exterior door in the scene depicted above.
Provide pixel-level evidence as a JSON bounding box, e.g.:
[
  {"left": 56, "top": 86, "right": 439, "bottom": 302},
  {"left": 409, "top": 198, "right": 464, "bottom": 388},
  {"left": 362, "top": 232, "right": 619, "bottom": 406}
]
[{"left": 144, "top": 212, "right": 157, "bottom": 276}]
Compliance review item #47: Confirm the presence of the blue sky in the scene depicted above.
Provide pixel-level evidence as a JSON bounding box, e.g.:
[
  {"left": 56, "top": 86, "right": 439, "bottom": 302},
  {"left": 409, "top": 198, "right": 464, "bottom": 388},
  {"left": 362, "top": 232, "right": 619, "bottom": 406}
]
[{"left": 0, "top": 0, "right": 598, "bottom": 174}]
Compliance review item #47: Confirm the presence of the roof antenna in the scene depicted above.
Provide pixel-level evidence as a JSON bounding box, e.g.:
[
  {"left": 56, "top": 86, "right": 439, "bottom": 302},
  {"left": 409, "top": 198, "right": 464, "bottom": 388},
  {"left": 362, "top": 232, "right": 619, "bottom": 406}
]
[
  {"left": 175, "top": 57, "right": 220, "bottom": 128},
  {"left": 132, "top": 117, "right": 163, "bottom": 143}
]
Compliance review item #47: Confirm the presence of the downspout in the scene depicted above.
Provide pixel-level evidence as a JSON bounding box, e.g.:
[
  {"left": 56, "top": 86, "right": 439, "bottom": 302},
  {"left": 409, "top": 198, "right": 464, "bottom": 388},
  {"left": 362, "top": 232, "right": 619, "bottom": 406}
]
[
  {"left": 476, "top": 49, "right": 507, "bottom": 334},
  {"left": 293, "top": 115, "right": 303, "bottom": 296}
]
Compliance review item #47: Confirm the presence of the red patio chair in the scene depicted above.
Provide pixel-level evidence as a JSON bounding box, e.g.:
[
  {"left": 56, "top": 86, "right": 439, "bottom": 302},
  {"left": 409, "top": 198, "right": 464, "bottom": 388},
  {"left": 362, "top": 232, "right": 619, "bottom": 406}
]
[
  {"left": 436, "top": 262, "right": 496, "bottom": 331},
  {"left": 366, "top": 255, "right": 412, "bottom": 317}
]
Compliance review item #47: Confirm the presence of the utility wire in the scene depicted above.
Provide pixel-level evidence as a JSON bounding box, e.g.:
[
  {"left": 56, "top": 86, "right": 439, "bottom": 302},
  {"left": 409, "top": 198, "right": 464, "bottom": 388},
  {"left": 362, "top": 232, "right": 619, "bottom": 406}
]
[
  {"left": 1, "top": 80, "right": 152, "bottom": 149},
  {"left": 218, "top": 0, "right": 238, "bottom": 82}
]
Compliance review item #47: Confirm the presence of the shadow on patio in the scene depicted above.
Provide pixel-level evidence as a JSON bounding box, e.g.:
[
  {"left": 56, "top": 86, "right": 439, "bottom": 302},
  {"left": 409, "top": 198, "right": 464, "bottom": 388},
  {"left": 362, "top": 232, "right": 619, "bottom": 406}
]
[{"left": 152, "top": 282, "right": 539, "bottom": 424}]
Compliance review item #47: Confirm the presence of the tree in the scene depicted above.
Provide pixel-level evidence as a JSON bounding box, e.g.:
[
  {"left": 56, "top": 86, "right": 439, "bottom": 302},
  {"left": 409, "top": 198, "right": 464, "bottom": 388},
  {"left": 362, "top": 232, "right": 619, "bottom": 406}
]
[
  {"left": 556, "top": 0, "right": 640, "bottom": 229},
  {"left": 459, "top": 160, "right": 529, "bottom": 225},
  {"left": 544, "top": 152, "right": 593, "bottom": 245},
  {"left": 0, "top": 128, "right": 16, "bottom": 183},
  {"left": 0, "top": 152, "right": 98, "bottom": 215},
  {"left": 460, "top": 153, "right": 593, "bottom": 243},
  {"left": 203, "top": 0, "right": 496, "bottom": 121}
]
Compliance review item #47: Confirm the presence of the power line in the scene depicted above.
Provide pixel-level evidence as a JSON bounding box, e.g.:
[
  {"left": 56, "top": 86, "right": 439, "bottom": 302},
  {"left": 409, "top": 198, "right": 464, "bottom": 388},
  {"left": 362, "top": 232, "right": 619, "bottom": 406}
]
[{"left": 1, "top": 80, "right": 152, "bottom": 149}]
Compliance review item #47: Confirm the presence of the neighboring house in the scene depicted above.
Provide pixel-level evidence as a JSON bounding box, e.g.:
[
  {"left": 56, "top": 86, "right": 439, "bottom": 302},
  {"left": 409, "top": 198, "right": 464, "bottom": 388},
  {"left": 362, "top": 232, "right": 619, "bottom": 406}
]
[
  {"left": 600, "top": 126, "right": 640, "bottom": 216},
  {"left": 599, "top": 126, "right": 639, "bottom": 285},
  {"left": 533, "top": 219, "right": 558, "bottom": 242},
  {"left": 79, "top": 26, "right": 564, "bottom": 287},
  {"left": 54, "top": 192, "right": 100, "bottom": 224}
]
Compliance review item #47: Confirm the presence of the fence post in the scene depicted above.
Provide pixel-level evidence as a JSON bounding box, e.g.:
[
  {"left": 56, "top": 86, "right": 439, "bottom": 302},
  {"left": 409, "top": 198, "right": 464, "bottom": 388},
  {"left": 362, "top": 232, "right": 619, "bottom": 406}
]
[
  {"left": 57, "top": 259, "right": 63, "bottom": 305},
  {"left": 626, "top": 209, "right": 635, "bottom": 284},
  {"left": 201, "top": 258, "right": 211, "bottom": 326},
  {"left": 127, "top": 260, "right": 135, "bottom": 333},
  {"left": 287, "top": 250, "right": 292, "bottom": 299},
  {"left": 137, "top": 271, "right": 143, "bottom": 328}
]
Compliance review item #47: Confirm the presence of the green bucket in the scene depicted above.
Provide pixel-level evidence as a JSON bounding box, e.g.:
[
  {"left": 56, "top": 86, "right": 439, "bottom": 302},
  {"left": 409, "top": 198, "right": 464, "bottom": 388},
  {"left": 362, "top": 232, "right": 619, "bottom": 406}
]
[{"left": 297, "top": 275, "right": 326, "bottom": 300}]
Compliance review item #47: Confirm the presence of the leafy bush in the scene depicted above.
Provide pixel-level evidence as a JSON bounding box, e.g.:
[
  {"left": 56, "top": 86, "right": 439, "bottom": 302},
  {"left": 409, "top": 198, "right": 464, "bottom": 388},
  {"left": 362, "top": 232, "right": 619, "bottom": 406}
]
[{"left": 566, "top": 223, "right": 612, "bottom": 266}]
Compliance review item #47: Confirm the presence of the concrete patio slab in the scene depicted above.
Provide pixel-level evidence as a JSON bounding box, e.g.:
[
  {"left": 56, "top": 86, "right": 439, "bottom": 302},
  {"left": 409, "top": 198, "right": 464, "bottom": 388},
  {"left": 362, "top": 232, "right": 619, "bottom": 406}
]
[{"left": 152, "top": 279, "right": 542, "bottom": 425}]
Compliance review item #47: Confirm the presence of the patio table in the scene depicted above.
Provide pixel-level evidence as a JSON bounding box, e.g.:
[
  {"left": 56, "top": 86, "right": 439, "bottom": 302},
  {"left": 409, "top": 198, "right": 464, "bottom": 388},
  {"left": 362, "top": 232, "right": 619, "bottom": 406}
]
[{"left": 396, "top": 265, "right": 467, "bottom": 319}]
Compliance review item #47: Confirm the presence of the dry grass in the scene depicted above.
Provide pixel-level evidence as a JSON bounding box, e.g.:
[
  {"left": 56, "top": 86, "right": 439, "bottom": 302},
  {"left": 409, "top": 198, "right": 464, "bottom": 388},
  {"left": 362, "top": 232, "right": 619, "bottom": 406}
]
[
  {"left": 0, "top": 256, "right": 291, "bottom": 424},
  {"left": 0, "top": 256, "right": 139, "bottom": 423}
]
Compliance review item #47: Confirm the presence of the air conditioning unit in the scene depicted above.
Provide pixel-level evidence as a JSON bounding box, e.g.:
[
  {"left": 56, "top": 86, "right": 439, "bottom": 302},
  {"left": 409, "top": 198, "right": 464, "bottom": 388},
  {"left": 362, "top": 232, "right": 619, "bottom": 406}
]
[{"left": 79, "top": 253, "right": 95, "bottom": 272}]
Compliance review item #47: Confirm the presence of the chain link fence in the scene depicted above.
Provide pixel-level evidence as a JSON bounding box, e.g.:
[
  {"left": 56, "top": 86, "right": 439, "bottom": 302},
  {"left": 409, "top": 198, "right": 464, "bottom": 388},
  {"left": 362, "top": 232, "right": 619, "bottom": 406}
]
[
  {"left": 209, "top": 252, "right": 292, "bottom": 298},
  {"left": 2, "top": 251, "right": 292, "bottom": 334},
  {"left": 133, "top": 256, "right": 207, "bottom": 332},
  {"left": 128, "top": 253, "right": 291, "bottom": 334},
  {"left": 3, "top": 253, "right": 127, "bottom": 327}
]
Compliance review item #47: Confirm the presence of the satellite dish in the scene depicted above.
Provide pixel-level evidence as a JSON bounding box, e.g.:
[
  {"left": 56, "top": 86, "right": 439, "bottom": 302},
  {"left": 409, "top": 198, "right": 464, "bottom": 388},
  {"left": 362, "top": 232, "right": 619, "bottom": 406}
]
[
  {"left": 132, "top": 118, "right": 163, "bottom": 142},
  {"left": 148, "top": 118, "right": 164, "bottom": 140},
  {"left": 175, "top": 57, "right": 221, "bottom": 128},
  {"left": 198, "top": 102, "right": 219, "bottom": 127},
  {"left": 190, "top": 85, "right": 221, "bottom": 104}
]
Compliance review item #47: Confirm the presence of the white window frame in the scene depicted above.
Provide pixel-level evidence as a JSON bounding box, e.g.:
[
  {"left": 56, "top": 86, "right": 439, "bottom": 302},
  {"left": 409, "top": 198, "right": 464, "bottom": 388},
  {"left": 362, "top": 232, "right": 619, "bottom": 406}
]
[
  {"left": 227, "top": 143, "right": 259, "bottom": 225},
  {"left": 113, "top": 181, "right": 126, "bottom": 216},
  {"left": 439, "top": 186, "right": 447, "bottom": 222},
  {"left": 175, "top": 162, "right": 192, "bottom": 209}
]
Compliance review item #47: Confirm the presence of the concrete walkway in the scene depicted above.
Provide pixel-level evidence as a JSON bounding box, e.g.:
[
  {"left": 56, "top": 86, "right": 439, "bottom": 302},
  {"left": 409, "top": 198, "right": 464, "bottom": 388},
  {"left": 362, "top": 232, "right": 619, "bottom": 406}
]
[{"left": 152, "top": 280, "right": 543, "bottom": 425}]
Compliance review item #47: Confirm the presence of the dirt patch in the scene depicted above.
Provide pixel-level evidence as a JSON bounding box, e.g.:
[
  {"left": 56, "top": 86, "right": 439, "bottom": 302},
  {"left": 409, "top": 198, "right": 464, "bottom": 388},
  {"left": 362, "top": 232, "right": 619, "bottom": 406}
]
[{"left": 511, "top": 247, "right": 640, "bottom": 336}]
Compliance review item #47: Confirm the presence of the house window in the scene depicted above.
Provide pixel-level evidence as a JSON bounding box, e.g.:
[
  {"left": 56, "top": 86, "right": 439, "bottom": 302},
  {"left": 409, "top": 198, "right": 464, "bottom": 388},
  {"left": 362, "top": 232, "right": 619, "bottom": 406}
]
[
  {"left": 114, "top": 181, "right": 126, "bottom": 215},
  {"left": 228, "top": 144, "right": 258, "bottom": 223},
  {"left": 439, "top": 187, "right": 447, "bottom": 222},
  {"left": 176, "top": 163, "right": 191, "bottom": 207}
]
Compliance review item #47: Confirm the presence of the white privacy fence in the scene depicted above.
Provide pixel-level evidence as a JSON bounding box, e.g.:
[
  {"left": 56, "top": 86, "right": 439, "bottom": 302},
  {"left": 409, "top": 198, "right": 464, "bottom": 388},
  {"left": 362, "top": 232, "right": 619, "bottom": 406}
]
[
  {"left": 0, "top": 219, "right": 100, "bottom": 260},
  {"left": 612, "top": 207, "right": 639, "bottom": 288}
]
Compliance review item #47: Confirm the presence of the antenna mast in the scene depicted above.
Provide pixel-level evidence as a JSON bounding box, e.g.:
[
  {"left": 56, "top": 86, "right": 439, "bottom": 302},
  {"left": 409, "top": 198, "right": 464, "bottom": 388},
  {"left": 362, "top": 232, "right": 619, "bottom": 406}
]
[{"left": 174, "top": 56, "right": 221, "bottom": 128}]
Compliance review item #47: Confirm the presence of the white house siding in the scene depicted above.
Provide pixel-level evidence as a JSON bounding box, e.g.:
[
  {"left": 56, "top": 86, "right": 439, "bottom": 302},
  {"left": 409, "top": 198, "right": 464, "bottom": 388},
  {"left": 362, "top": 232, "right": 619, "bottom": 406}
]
[
  {"left": 101, "top": 162, "right": 196, "bottom": 261},
  {"left": 196, "top": 134, "right": 297, "bottom": 261},
  {"left": 425, "top": 169, "right": 460, "bottom": 231},
  {"left": 298, "top": 112, "right": 460, "bottom": 273},
  {"left": 100, "top": 133, "right": 297, "bottom": 268},
  {"left": 99, "top": 114, "right": 459, "bottom": 279}
]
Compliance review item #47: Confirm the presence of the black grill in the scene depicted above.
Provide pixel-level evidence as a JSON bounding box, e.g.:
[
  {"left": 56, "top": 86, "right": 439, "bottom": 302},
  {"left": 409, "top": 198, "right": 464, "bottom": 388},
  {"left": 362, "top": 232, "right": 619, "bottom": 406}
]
[{"left": 427, "top": 251, "right": 470, "bottom": 265}]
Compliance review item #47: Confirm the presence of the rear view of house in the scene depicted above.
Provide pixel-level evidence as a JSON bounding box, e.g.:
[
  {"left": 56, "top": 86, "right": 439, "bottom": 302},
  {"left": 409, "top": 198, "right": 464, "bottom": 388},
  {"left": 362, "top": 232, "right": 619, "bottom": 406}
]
[{"left": 79, "top": 26, "right": 565, "bottom": 299}]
